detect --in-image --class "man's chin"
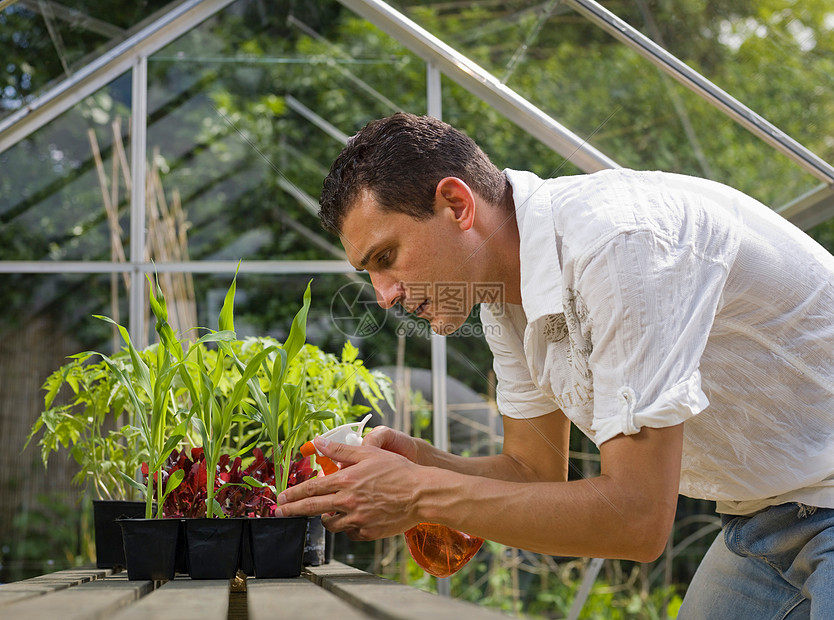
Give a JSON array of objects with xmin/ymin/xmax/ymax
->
[{"xmin": 430, "ymin": 317, "xmax": 464, "ymax": 336}]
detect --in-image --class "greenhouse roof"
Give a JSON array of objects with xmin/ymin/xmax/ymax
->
[{"xmin": 2, "ymin": 0, "xmax": 833, "ymax": 231}]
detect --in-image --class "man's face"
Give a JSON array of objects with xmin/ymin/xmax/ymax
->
[{"xmin": 340, "ymin": 190, "xmax": 474, "ymax": 335}]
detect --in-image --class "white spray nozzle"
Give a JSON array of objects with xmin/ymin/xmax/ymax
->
[{"xmin": 316, "ymin": 413, "xmax": 372, "ymax": 451}]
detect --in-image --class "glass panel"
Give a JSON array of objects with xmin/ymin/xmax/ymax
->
[
  {"xmin": 0, "ymin": 0, "xmax": 177, "ymax": 122},
  {"xmin": 388, "ymin": 0, "xmax": 833, "ymax": 212},
  {"xmin": 441, "ymin": 73, "xmax": 585, "ymax": 179},
  {"xmin": 443, "ymin": 312, "xmax": 503, "ymax": 459},
  {"xmin": 144, "ymin": 0, "xmax": 427, "ymax": 264},
  {"xmin": 0, "ymin": 73, "xmax": 132, "ymax": 262},
  {"xmin": 0, "ymin": 272, "xmax": 130, "ymax": 580}
]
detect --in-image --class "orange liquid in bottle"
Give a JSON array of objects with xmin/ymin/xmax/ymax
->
[{"xmin": 404, "ymin": 522, "xmax": 484, "ymax": 578}]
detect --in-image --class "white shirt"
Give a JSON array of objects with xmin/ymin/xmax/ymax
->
[{"xmin": 481, "ymin": 168, "xmax": 834, "ymax": 515}]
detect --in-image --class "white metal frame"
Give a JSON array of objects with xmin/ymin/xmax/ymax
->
[
  {"xmin": 564, "ymin": 0, "xmax": 834, "ymax": 186},
  {"xmin": 340, "ymin": 0, "xmax": 834, "ymax": 226},
  {"xmin": 0, "ymin": 0, "xmax": 238, "ymax": 153},
  {"xmin": 1, "ymin": 0, "xmax": 833, "ymax": 614},
  {"xmin": 338, "ymin": 0, "xmax": 620, "ymax": 174},
  {"xmin": 129, "ymin": 55, "xmax": 148, "ymax": 345}
]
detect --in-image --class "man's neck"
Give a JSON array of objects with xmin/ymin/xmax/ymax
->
[{"xmin": 475, "ymin": 195, "xmax": 522, "ymax": 305}]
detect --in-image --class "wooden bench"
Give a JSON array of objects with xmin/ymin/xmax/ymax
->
[{"xmin": 0, "ymin": 562, "xmax": 514, "ymax": 620}]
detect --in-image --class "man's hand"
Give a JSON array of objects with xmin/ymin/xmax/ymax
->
[
  {"xmin": 276, "ymin": 436, "xmax": 424, "ymax": 540},
  {"xmin": 361, "ymin": 425, "xmax": 422, "ymax": 462}
]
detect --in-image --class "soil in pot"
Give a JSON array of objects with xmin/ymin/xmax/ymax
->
[
  {"xmin": 184, "ymin": 518, "xmax": 245, "ymax": 580},
  {"xmin": 248, "ymin": 516, "xmax": 308, "ymax": 578},
  {"xmin": 118, "ymin": 518, "xmax": 181, "ymax": 581},
  {"xmin": 93, "ymin": 500, "xmax": 146, "ymax": 569}
]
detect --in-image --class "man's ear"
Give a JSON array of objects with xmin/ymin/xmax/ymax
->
[{"xmin": 435, "ymin": 177, "xmax": 475, "ymax": 231}]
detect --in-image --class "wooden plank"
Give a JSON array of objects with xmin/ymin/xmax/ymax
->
[
  {"xmin": 0, "ymin": 586, "xmax": 58, "ymax": 607},
  {"xmin": 110, "ymin": 578, "xmax": 229, "ymax": 620},
  {"xmin": 26, "ymin": 571, "xmax": 111, "ymax": 587},
  {"xmin": 305, "ymin": 562, "xmax": 512, "ymax": 620},
  {"xmin": 0, "ymin": 574, "xmax": 152, "ymax": 620},
  {"xmin": 248, "ymin": 576, "xmax": 371, "ymax": 620},
  {"xmin": 6, "ymin": 567, "xmax": 112, "ymax": 587},
  {"xmin": 0, "ymin": 567, "xmax": 114, "ymax": 606}
]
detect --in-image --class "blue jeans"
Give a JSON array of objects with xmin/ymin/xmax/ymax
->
[{"xmin": 678, "ymin": 503, "xmax": 834, "ymax": 619}]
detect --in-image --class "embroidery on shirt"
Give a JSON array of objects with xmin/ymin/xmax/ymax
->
[
  {"xmin": 542, "ymin": 314, "xmax": 569, "ymax": 343},
  {"xmin": 564, "ymin": 287, "xmax": 593, "ymax": 386}
]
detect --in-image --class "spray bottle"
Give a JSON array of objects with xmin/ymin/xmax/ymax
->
[{"xmin": 300, "ymin": 416, "xmax": 483, "ymax": 578}]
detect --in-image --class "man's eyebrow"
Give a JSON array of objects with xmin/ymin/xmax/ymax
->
[{"xmin": 357, "ymin": 243, "xmax": 381, "ymax": 270}]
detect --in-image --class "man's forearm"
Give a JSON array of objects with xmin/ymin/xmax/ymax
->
[
  {"xmin": 412, "ymin": 411, "xmax": 571, "ymax": 483},
  {"xmin": 413, "ymin": 466, "xmax": 673, "ymax": 562},
  {"xmin": 416, "ymin": 441, "xmax": 545, "ymax": 483},
  {"xmin": 411, "ymin": 426, "xmax": 684, "ymax": 561}
]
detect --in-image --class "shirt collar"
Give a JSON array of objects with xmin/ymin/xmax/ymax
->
[{"xmin": 505, "ymin": 169, "xmax": 564, "ymax": 320}]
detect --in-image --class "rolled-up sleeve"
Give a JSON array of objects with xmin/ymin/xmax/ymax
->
[
  {"xmin": 576, "ymin": 228, "xmax": 733, "ymax": 445},
  {"xmin": 480, "ymin": 304, "xmax": 556, "ymax": 419}
]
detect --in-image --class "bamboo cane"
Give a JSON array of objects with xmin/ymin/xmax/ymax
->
[{"xmin": 88, "ymin": 128, "xmax": 129, "ymax": 353}]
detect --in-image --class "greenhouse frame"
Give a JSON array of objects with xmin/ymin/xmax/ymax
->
[{"xmin": 1, "ymin": 0, "xmax": 833, "ymax": 616}]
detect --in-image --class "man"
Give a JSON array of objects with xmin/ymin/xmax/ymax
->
[{"xmin": 277, "ymin": 112, "xmax": 834, "ymax": 617}]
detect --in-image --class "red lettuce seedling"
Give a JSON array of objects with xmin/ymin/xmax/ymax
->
[
  {"xmin": 151, "ymin": 446, "xmax": 317, "ymax": 518},
  {"xmin": 146, "ymin": 447, "xmax": 209, "ymax": 518}
]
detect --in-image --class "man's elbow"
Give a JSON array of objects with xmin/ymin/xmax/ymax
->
[
  {"xmin": 621, "ymin": 509, "xmax": 674, "ymax": 563},
  {"xmin": 627, "ymin": 530, "xmax": 670, "ymax": 563}
]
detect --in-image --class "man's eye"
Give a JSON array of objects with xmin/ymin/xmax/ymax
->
[{"xmin": 378, "ymin": 251, "xmax": 391, "ymax": 266}]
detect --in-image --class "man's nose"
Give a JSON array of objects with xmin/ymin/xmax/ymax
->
[{"xmin": 370, "ymin": 274, "xmax": 402, "ymax": 309}]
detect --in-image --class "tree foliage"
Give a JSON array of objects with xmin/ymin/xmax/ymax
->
[
  {"xmin": 2, "ymin": 0, "xmax": 833, "ymax": 387},
  {"xmin": 1, "ymin": 0, "xmax": 832, "ymax": 369}
]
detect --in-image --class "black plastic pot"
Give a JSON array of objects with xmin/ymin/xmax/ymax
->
[
  {"xmin": 93, "ymin": 500, "xmax": 146, "ymax": 568},
  {"xmin": 184, "ymin": 518, "xmax": 245, "ymax": 580},
  {"xmin": 303, "ymin": 516, "xmax": 326, "ymax": 566},
  {"xmin": 174, "ymin": 519, "xmax": 188, "ymax": 575},
  {"xmin": 324, "ymin": 528, "xmax": 335, "ymax": 564},
  {"xmin": 248, "ymin": 516, "xmax": 308, "ymax": 578},
  {"xmin": 240, "ymin": 520, "xmax": 254, "ymax": 577},
  {"xmin": 118, "ymin": 518, "xmax": 181, "ymax": 581}
]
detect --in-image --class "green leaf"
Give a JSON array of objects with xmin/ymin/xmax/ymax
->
[
  {"xmin": 342, "ymin": 340, "xmax": 359, "ymax": 363},
  {"xmin": 219, "ymin": 262, "xmax": 241, "ymax": 333},
  {"xmin": 239, "ymin": 401, "xmax": 264, "ymax": 425},
  {"xmin": 98, "ymin": 353, "xmax": 151, "ymax": 444},
  {"xmin": 282, "ymin": 280, "xmax": 312, "ymax": 366},
  {"xmin": 95, "ymin": 317, "xmax": 153, "ymax": 404},
  {"xmin": 267, "ymin": 348, "xmax": 288, "ymax": 420},
  {"xmin": 147, "ymin": 273, "xmax": 184, "ymax": 362},
  {"xmin": 119, "ymin": 471, "xmax": 148, "ymax": 497},
  {"xmin": 210, "ymin": 498, "xmax": 225, "ymax": 518},
  {"xmin": 192, "ymin": 417, "xmax": 210, "ymax": 452},
  {"xmin": 158, "ymin": 468, "xmax": 185, "ymax": 505},
  {"xmin": 151, "ymin": 433, "xmax": 185, "ymax": 471},
  {"xmin": 242, "ymin": 476, "xmax": 276, "ymax": 495},
  {"xmin": 223, "ymin": 346, "xmax": 275, "ymax": 418},
  {"xmin": 194, "ymin": 330, "xmax": 236, "ymax": 347}
]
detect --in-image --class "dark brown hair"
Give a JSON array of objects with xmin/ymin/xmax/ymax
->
[{"xmin": 319, "ymin": 113, "xmax": 509, "ymax": 235}]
